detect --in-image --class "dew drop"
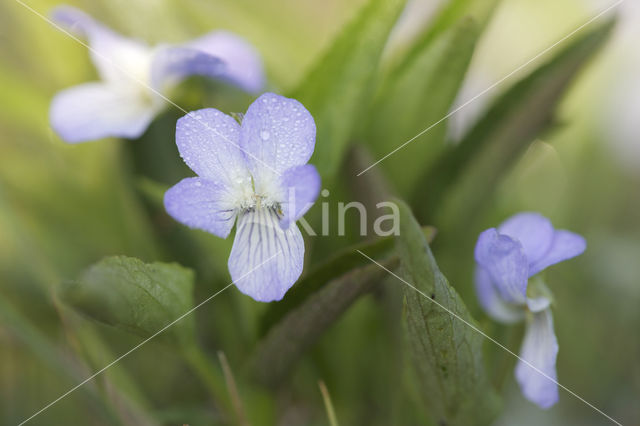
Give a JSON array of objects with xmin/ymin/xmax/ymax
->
[{"xmin": 260, "ymin": 130, "xmax": 270, "ymax": 140}]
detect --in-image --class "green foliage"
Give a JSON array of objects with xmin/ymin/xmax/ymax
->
[
  {"xmin": 291, "ymin": 0, "xmax": 407, "ymax": 178},
  {"xmin": 396, "ymin": 200, "xmax": 501, "ymax": 425},
  {"xmin": 419, "ymin": 19, "xmax": 615, "ymax": 227},
  {"xmin": 60, "ymin": 256, "xmax": 196, "ymax": 345},
  {"xmin": 1, "ymin": 0, "xmax": 632, "ymax": 425},
  {"xmin": 368, "ymin": 0, "xmax": 498, "ymax": 193}
]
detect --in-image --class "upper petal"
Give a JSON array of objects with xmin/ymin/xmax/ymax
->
[
  {"xmin": 498, "ymin": 212, "xmax": 554, "ymax": 267},
  {"xmin": 240, "ymin": 93, "xmax": 316, "ymax": 177},
  {"xmin": 228, "ymin": 209, "xmax": 304, "ymax": 302},
  {"xmin": 474, "ymin": 229, "xmax": 529, "ymax": 305},
  {"xmin": 150, "ymin": 46, "xmax": 226, "ymax": 92},
  {"xmin": 50, "ymin": 83, "xmax": 155, "ymax": 143},
  {"xmin": 186, "ymin": 31, "xmax": 265, "ymax": 93},
  {"xmin": 279, "ymin": 164, "xmax": 321, "ymax": 230},
  {"xmin": 164, "ymin": 177, "xmax": 237, "ymax": 238},
  {"xmin": 474, "ymin": 267, "xmax": 524, "ymax": 323},
  {"xmin": 515, "ymin": 309, "xmax": 559, "ymax": 409},
  {"xmin": 175, "ymin": 108, "xmax": 250, "ymax": 187},
  {"xmin": 51, "ymin": 6, "xmax": 152, "ymax": 86},
  {"xmin": 529, "ymin": 230, "xmax": 586, "ymax": 276}
]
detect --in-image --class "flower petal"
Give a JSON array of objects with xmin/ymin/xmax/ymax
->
[
  {"xmin": 51, "ymin": 6, "xmax": 152, "ymax": 86},
  {"xmin": 515, "ymin": 309, "xmax": 559, "ymax": 409},
  {"xmin": 279, "ymin": 165, "xmax": 321, "ymax": 229},
  {"xmin": 50, "ymin": 83, "xmax": 154, "ymax": 143},
  {"xmin": 240, "ymin": 93, "xmax": 316, "ymax": 177},
  {"xmin": 474, "ymin": 229, "xmax": 529, "ymax": 305},
  {"xmin": 526, "ymin": 296, "xmax": 551, "ymax": 313},
  {"xmin": 498, "ymin": 212, "xmax": 554, "ymax": 267},
  {"xmin": 186, "ymin": 31, "xmax": 265, "ymax": 93},
  {"xmin": 474, "ymin": 267, "xmax": 524, "ymax": 323},
  {"xmin": 529, "ymin": 230, "xmax": 586, "ymax": 276},
  {"xmin": 175, "ymin": 108, "xmax": 249, "ymax": 186},
  {"xmin": 164, "ymin": 177, "xmax": 237, "ymax": 238},
  {"xmin": 150, "ymin": 46, "xmax": 227, "ymax": 91},
  {"xmin": 228, "ymin": 208, "xmax": 304, "ymax": 302}
]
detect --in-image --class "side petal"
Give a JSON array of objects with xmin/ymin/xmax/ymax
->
[
  {"xmin": 240, "ymin": 93, "xmax": 316, "ymax": 177},
  {"xmin": 498, "ymin": 212, "xmax": 554, "ymax": 266},
  {"xmin": 150, "ymin": 46, "xmax": 226, "ymax": 92},
  {"xmin": 515, "ymin": 309, "xmax": 559, "ymax": 409},
  {"xmin": 228, "ymin": 209, "xmax": 304, "ymax": 302},
  {"xmin": 278, "ymin": 165, "xmax": 321, "ymax": 229},
  {"xmin": 50, "ymin": 83, "xmax": 154, "ymax": 143},
  {"xmin": 51, "ymin": 6, "xmax": 152, "ymax": 86},
  {"xmin": 164, "ymin": 177, "xmax": 237, "ymax": 238},
  {"xmin": 474, "ymin": 229, "xmax": 529, "ymax": 305},
  {"xmin": 186, "ymin": 31, "xmax": 265, "ymax": 93},
  {"xmin": 474, "ymin": 267, "xmax": 524, "ymax": 323},
  {"xmin": 529, "ymin": 230, "xmax": 586, "ymax": 276},
  {"xmin": 175, "ymin": 108, "xmax": 250, "ymax": 186}
]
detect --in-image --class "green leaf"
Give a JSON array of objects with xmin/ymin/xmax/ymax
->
[
  {"xmin": 396, "ymin": 200, "xmax": 500, "ymax": 425},
  {"xmin": 290, "ymin": 0, "xmax": 407, "ymax": 178},
  {"xmin": 365, "ymin": 0, "xmax": 498, "ymax": 194},
  {"xmin": 417, "ymin": 19, "xmax": 615, "ymax": 225},
  {"xmin": 385, "ymin": 0, "xmax": 498, "ymax": 72},
  {"xmin": 61, "ymin": 256, "xmax": 196, "ymax": 344}
]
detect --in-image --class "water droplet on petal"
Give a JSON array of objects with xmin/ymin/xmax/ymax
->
[{"xmin": 260, "ymin": 130, "xmax": 270, "ymax": 140}]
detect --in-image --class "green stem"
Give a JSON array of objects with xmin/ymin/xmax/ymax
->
[{"xmin": 181, "ymin": 344, "xmax": 232, "ymax": 416}]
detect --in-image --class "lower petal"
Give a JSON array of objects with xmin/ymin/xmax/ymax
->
[
  {"xmin": 515, "ymin": 309, "xmax": 559, "ymax": 409},
  {"xmin": 228, "ymin": 209, "xmax": 304, "ymax": 302},
  {"xmin": 50, "ymin": 83, "xmax": 155, "ymax": 143}
]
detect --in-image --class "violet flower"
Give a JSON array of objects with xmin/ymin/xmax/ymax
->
[
  {"xmin": 164, "ymin": 92, "xmax": 320, "ymax": 302},
  {"xmin": 474, "ymin": 212, "xmax": 586, "ymax": 408},
  {"xmin": 49, "ymin": 5, "xmax": 264, "ymax": 143}
]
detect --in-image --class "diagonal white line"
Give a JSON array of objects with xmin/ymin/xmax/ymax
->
[
  {"xmin": 12, "ymin": 0, "xmax": 281, "ymax": 177},
  {"xmin": 357, "ymin": 250, "xmax": 623, "ymax": 426},
  {"xmin": 356, "ymin": 0, "xmax": 625, "ymax": 176},
  {"xmin": 17, "ymin": 252, "xmax": 281, "ymax": 426}
]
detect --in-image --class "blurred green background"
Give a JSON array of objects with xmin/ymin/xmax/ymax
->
[{"xmin": 0, "ymin": 0, "xmax": 638, "ymax": 425}]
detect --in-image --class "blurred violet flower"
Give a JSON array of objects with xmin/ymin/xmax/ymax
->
[
  {"xmin": 49, "ymin": 5, "xmax": 264, "ymax": 143},
  {"xmin": 164, "ymin": 93, "xmax": 320, "ymax": 302},
  {"xmin": 474, "ymin": 212, "xmax": 586, "ymax": 409}
]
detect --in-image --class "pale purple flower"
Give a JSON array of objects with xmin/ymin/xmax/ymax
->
[
  {"xmin": 49, "ymin": 5, "xmax": 264, "ymax": 143},
  {"xmin": 474, "ymin": 212, "xmax": 586, "ymax": 409},
  {"xmin": 164, "ymin": 93, "xmax": 320, "ymax": 302}
]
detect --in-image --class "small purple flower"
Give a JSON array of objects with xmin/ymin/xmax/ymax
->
[
  {"xmin": 164, "ymin": 93, "xmax": 320, "ymax": 302},
  {"xmin": 474, "ymin": 212, "xmax": 586, "ymax": 409},
  {"xmin": 49, "ymin": 5, "xmax": 264, "ymax": 143}
]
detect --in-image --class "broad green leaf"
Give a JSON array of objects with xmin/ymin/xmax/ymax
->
[
  {"xmin": 61, "ymin": 256, "xmax": 196, "ymax": 344},
  {"xmin": 291, "ymin": 0, "xmax": 407, "ymax": 178},
  {"xmin": 417, "ymin": 20, "xmax": 615, "ymax": 226},
  {"xmin": 396, "ymin": 200, "xmax": 500, "ymax": 425}
]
